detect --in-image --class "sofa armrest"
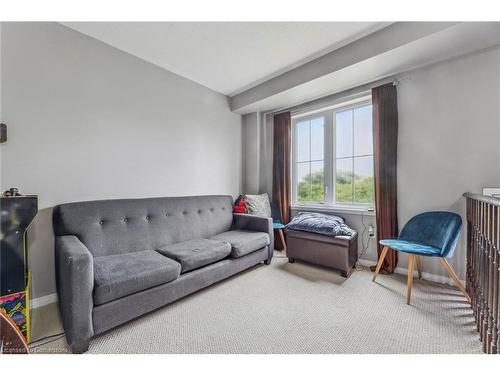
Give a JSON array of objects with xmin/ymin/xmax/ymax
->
[
  {"xmin": 55, "ymin": 235, "xmax": 94, "ymax": 350},
  {"xmin": 232, "ymin": 213, "xmax": 274, "ymax": 261}
]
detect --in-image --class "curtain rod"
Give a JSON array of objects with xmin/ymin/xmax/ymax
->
[{"xmin": 267, "ymin": 76, "xmax": 398, "ymax": 117}]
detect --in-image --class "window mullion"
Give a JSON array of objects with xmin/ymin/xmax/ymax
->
[
  {"xmin": 329, "ymin": 110, "xmax": 335, "ymax": 206},
  {"xmin": 351, "ymin": 109, "xmax": 355, "ymax": 205},
  {"xmin": 309, "ymin": 121, "xmax": 312, "ymax": 201}
]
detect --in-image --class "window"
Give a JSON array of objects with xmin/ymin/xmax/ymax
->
[
  {"xmin": 292, "ymin": 97, "xmax": 374, "ymax": 209},
  {"xmin": 296, "ymin": 116, "xmax": 325, "ymax": 203}
]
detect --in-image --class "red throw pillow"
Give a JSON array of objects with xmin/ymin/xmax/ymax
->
[{"xmin": 233, "ymin": 198, "xmax": 247, "ymax": 213}]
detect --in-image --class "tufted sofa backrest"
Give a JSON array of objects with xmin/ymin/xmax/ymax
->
[{"xmin": 53, "ymin": 195, "xmax": 234, "ymax": 257}]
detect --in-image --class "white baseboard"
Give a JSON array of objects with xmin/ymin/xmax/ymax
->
[
  {"xmin": 31, "ymin": 293, "xmax": 58, "ymax": 309},
  {"xmin": 358, "ymin": 259, "xmax": 465, "ymax": 286}
]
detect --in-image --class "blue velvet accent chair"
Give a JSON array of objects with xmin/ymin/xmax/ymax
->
[
  {"xmin": 372, "ymin": 211, "xmax": 470, "ymax": 305},
  {"xmin": 271, "ymin": 202, "xmax": 287, "ymax": 251}
]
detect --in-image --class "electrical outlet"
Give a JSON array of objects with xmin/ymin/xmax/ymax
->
[{"xmin": 368, "ymin": 225, "xmax": 375, "ymax": 237}]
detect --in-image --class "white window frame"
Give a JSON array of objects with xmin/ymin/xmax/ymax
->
[{"xmin": 291, "ymin": 95, "xmax": 375, "ymax": 214}]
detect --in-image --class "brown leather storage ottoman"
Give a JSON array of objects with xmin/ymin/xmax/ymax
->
[{"xmin": 285, "ymin": 229, "xmax": 358, "ymax": 277}]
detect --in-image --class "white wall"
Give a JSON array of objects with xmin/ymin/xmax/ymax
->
[
  {"xmin": 242, "ymin": 113, "xmax": 260, "ymax": 194},
  {"xmin": 396, "ymin": 46, "xmax": 500, "ymax": 280},
  {"xmin": 241, "ymin": 112, "xmax": 274, "ymax": 197},
  {"xmin": 251, "ymin": 46, "xmax": 500, "ymax": 282},
  {"xmin": 0, "ymin": 22, "xmax": 242, "ymax": 300}
]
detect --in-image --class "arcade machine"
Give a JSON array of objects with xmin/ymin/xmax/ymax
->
[{"xmin": 0, "ymin": 192, "xmax": 38, "ymax": 352}]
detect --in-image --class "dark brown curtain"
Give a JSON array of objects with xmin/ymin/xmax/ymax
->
[
  {"xmin": 272, "ymin": 111, "xmax": 291, "ymax": 250},
  {"xmin": 371, "ymin": 83, "xmax": 399, "ymax": 274}
]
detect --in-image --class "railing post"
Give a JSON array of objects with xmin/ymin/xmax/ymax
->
[{"xmin": 464, "ymin": 192, "xmax": 500, "ymax": 354}]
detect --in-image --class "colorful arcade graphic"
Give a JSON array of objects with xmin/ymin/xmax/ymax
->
[{"xmin": 0, "ymin": 291, "xmax": 29, "ymax": 342}]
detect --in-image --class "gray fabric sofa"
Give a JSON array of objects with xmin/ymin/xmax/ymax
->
[{"xmin": 53, "ymin": 195, "xmax": 273, "ymax": 353}]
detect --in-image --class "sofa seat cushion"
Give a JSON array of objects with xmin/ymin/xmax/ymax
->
[
  {"xmin": 93, "ymin": 250, "xmax": 181, "ymax": 305},
  {"xmin": 211, "ymin": 230, "xmax": 270, "ymax": 258},
  {"xmin": 157, "ymin": 239, "xmax": 231, "ymax": 273}
]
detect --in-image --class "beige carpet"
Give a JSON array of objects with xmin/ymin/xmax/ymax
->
[{"xmin": 31, "ymin": 253, "xmax": 482, "ymax": 354}]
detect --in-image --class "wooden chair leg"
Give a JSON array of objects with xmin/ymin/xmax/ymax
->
[
  {"xmin": 415, "ymin": 256, "xmax": 423, "ymax": 279},
  {"xmin": 372, "ymin": 246, "xmax": 389, "ymax": 282},
  {"xmin": 439, "ymin": 257, "xmax": 471, "ymax": 303},
  {"xmin": 278, "ymin": 229, "xmax": 287, "ymax": 251},
  {"xmin": 406, "ymin": 255, "xmax": 415, "ymax": 305}
]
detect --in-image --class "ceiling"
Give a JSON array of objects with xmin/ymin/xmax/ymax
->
[
  {"xmin": 230, "ymin": 22, "xmax": 500, "ymax": 113},
  {"xmin": 62, "ymin": 22, "xmax": 389, "ymax": 96}
]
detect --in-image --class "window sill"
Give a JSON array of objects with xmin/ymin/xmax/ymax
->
[{"xmin": 290, "ymin": 204, "xmax": 375, "ymax": 216}]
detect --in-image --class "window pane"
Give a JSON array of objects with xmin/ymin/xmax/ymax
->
[
  {"xmin": 353, "ymin": 156, "xmax": 374, "ymax": 204},
  {"xmin": 336, "ymin": 110, "xmax": 353, "ymax": 158},
  {"xmin": 310, "ymin": 161, "xmax": 324, "ymax": 202},
  {"xmin": 310, "ymin": 117, "xmax": 324, "ymax": 161},
  {"xmin": 353, "ymin": 105, "xmax": 373, "ymax": 156},
  {"xmin": 296, "ymin": 120, "xmax": 310, "ymax": 162},
  {"xmin": 297, "ymin": 162, "xmax": 311, "ymax": 202},
  {"xmin": 336, "ymin": 158, "xmax": 353, "ymax": 204}
]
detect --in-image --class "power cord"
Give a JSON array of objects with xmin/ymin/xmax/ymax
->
[{"xmin": 355, "ymin": 211, "xmax": 372, "ymax": 271}]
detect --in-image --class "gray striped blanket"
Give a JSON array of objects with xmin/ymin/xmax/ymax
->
[{"xmin": 285, "ymin": 211, "xmax": 355, "ymax": 237}]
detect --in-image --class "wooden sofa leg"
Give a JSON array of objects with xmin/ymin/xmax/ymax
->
[{"xmin": 71, "ymin": 339, "xmax": 90, "ymax": 354}]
